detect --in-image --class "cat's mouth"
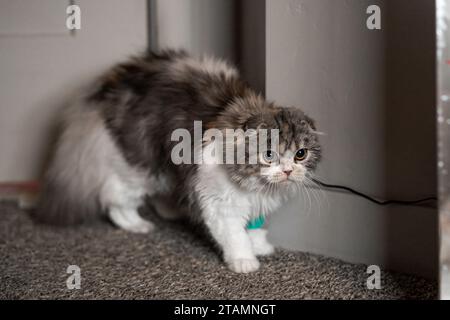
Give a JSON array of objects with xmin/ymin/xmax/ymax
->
[
  {"xmin": 279, "ymin": 176, "xmax": 304, "ymax": 185},
  {"xmin": 270, "ymin": 176, "xmax": 292, "ymax": 184}
]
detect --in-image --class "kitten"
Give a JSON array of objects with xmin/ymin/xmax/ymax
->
[{"xmin": 36, "ymin": 50, "xmax": 322, "ymax": 273}]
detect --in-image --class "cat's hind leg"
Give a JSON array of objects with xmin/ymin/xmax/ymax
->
[
  {"xmin": 109, "ymin": 207, "xmax": 154, "ymax": 234},
  {"xmin": 101, "ymin": 174, "xmax": 154, "ymax": 233}
]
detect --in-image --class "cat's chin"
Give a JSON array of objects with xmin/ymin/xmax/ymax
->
[
  {"xmin": 257, "ymin": 179, "xmax": 297, "ymax": 193},
  {"xmin": 269, "ymin": 177, "xmax": 296, "ymax": 184}
]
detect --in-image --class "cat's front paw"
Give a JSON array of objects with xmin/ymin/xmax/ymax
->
[{"xmin": 227, "ymin": 258, "xmax": 260, "ymax": 273}]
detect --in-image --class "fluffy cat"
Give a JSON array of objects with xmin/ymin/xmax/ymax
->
[{"xmin": 36, "ymin": 50, "xmax": 321, "ymax": 273}]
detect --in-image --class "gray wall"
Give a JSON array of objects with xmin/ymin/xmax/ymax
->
[
  {"xmin": 151, "ymin": 0, "xmax": 237, "ymax": 61},
  {"xmin": 150, "ymin": 0, "xmax": 265, "ymax": 93},
  {"xmin": 266, "ymin": 0, "xmax": 437, "ymax": 278},
  {"xmin": 0, "ymin": 0, "xmax": 147, "ymax": 182}
]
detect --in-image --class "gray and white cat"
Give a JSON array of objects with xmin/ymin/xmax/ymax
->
[{"xmin": 36, "ymin": 50, "xmax": 322, "ymax": 273}]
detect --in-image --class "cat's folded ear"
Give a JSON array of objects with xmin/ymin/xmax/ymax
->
[{"xmin": 302, "ymin": 115, "xmax": 326, "ymax": 135}]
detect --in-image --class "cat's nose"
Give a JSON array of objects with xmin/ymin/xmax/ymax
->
[{"xmin": 283, "ymin": 170, "xmax": 292, "ymax": 176}]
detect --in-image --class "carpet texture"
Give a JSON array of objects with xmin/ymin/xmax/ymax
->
[{"xmin": 0, "ymin": 202, "xmax": 437, "ymax": 299}]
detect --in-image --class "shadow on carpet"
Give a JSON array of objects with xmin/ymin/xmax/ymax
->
[{"xmin": 0, "ymin": 202, "xmax": 437, "ymax": 299}]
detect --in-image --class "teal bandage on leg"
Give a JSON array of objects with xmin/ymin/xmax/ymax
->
[{"xmin": 246, "ymin": 215, "xmax": 265, "ymax": 229}]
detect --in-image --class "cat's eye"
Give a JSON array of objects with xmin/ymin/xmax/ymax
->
[
  {"xmin": 261, "ymin": 150, "xmax": 278, "ymax": 164},
  {"xmin": 295, "ymin": 148, "xmax": 308, "ymax": 161}
]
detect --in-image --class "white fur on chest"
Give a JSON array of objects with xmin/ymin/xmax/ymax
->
[{"xmin": 195, "ymin": 163, "xmax": 283, "ymax": 221}]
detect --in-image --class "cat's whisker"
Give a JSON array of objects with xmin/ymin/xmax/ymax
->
[
  {"xmin": 310, "ymin": 175, "xmax": 330, "ymax": 211},
  {"xmin": 304, "ymin": 174, "xmax": 329, "ymax": 216},
  {"xmin": 303, "ymin": 176, "xmax": 320, "ymax": 214},
  {"xmin": 302, "ymin": 179, "xmax": 313, "ymax": 216}
]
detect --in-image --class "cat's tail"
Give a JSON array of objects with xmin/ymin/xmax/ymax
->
[{"xmin": 34, "ymin": 100, "xmax": 108, "ymax": 225}]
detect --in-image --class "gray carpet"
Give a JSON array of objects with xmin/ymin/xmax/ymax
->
[{"xmin": 0, "ymin": 201, "xmax": 436, "ymax": 299}]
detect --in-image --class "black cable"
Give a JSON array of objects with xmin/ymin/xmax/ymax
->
[{"xmin": 311, "ymin": 178, "xmax": 438, "ymax": 206}]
